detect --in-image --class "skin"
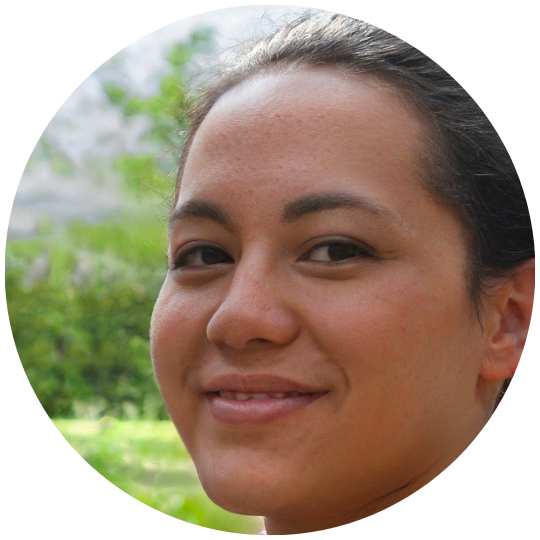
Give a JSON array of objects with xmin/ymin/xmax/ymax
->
[{"xmin": 150, "ymin": 68, "xmax": 507, "ymax": 533}]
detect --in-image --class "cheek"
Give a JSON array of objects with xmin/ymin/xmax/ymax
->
[
  {"xmin": 303, "ymin": 267, "xmax": 477, "ymax": 406},
  {"xmin": 150, "ymin": 278, "xmax": 211, "ymax": 365},
  {"xmin": 150, "ymin": 279, "xmax": 213, "ymax": 428},
  {"xmin": 296, "ymin": 270, "xmax": 482, "ymax": 477}
]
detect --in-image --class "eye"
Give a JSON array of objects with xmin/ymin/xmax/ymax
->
[
  {"xmin": 301, "ymin": 240, "xmax": 375, "ymax": 264},
  {"xmin": 172, "ymin": 245, "xmax": 233, "ymax": 269}
]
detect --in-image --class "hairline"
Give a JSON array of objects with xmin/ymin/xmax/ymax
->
[{"xmin": 174, "ymin": 63, "xmax": 483, "ymax": 309}]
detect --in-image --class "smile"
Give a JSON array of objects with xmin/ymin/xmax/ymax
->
[
  {"xmin": 215, "ymin": 390, "xmax": 307, "ymax": 400},
  {"xmin": 201, "ymin": 373, "xmax": 329, "ymax": 424}
]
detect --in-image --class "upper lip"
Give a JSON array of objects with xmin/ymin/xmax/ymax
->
[{"xmin": 201, "ymin": 373, "xmax": 328, "ymax": 394}]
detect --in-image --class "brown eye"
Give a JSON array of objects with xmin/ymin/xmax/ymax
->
[
  {"xmin": 304, "ymin": 241, "xmax": 374, "ymax": 263},
  {"xmin": 173, "ymin": 245, "xmax": 233, "ymax": 269}
]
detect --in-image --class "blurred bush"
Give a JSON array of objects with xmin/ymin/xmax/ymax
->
[
  {"xmin": 103, "ymin": 28, "xmax": 214, "ymax": 202},
  {"xmin": 6, "ymin": 28, "xmax": 214, "ymax": 419},
  {"xmin": 6, "ymin": 211, "xmax": 169, "ymax": 418},
  {"xmin": 5, "ymin": 24, "xmax": 265, "ymax": 534}
]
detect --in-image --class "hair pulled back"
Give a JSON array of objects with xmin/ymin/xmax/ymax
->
[{"xmin": 176, "ymin": 11, "xmax": 534, "ymax": 309}]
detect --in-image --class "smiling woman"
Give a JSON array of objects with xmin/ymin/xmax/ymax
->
[{"xmin": 149, "ymin": 11, "xmax": 534, "ymax": 534}]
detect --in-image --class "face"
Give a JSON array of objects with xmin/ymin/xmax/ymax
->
[{"xmin": 151, "ymin": 68, "xmax": 491, "ymax": 532}]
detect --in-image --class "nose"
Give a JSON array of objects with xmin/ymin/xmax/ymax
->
[{"xmin": 206, "ymin": 263, "xmax": 300, "ymax": 351}]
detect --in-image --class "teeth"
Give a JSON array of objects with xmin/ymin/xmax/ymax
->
[{"xmin": 217, "ymin": 391, "xmax": 303, "ymax": 400}]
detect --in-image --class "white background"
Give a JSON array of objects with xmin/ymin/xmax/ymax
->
[{"xmin": 1, "ymin": 1, "xmax": 538, "ymax": 538}]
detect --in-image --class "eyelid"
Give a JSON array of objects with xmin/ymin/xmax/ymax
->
[
  {"xmin": 299, "ymin": 237, "xmax": 377, "ymax": 263},
  {"xmin": 171, "ymin": 242, "xmax": 233, "ymax": 270},
  {"xmin": 170, "ymin": 236, "xmax": 379, "ymax": 270}
]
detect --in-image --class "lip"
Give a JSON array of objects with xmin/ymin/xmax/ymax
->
[
  {"xmin": 202, "ymin": 373, "xmax": 326, "ymax": 394},
  {"xmin": 201, "ymin": 373, "xmax": 329, "ymax": 424}
]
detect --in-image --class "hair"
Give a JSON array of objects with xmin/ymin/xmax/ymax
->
[{"xmin": 174, "ymin": 11, "xmax": 534, "ymax": 403}]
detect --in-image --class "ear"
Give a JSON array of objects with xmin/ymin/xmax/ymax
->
[{"xmin": 480, "ymin": 259, "xmax": 535, "ymax": 382}]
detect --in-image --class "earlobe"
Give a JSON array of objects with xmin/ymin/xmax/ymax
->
[{"xmin": 480, "ymin": 259, "xmax": 535, "ymax": 382}]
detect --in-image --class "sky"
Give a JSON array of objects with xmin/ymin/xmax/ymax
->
[{"xmin": 8, "ymin": 5, "xmax": 307, "ymax": 237}]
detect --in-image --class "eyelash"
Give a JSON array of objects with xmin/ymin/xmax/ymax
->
[
  {"xmin": 299, "ymin": 240, "xmax": 375, "ymax": 264},
  {"xmin": 171, "ymin": 239, "xmax": 375, "ymax": 270},
  {"xmin": 172, "ymin": 244, "xmax": 233, "ymax": 270}
]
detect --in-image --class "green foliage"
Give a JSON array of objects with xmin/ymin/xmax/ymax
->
[
  {"xmin": 54, "ymin": 418, "xmax": 262, "ymax": 533},
  {"xmin": 103, "ymin": 29, "xmax": 213, "ymax": 202},
  {"xmin": 5, "ymin": 24, "xmax": 265, "ymax": 533},
  {"xmin": 104, "ymin": 28, "xmax": 213, "ymax": 153},
  {"xmin": 6, "ymin": 210, "xmax": 169, "ymax": 419},
  {"xmin": 114, "ymin": 154, "xmax": 173, "ymax": 201},
  {"xmin": 4, "ymin": 26, "xmax": 258, "ymax": 532},
  {"xmin": 6, "ymin": 30, "xmax": 217, "ymax": 418},
  {"xmin": 30, "ymin": 136, "xmax": 76, "ymax": 176}
]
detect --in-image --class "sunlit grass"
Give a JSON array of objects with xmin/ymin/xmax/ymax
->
[{"xmin": 54, "ymin": 418, "xmax": 263, "ymax": 534}]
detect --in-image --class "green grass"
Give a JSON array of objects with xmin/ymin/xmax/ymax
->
[{"xmin": 53, "ymin": 418, "xmax": 263, "ymax": 534}]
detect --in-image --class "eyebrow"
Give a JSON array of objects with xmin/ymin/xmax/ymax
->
[
  {"xmin": 282, "ymin": 191, "xmax": 395, "ymax": 223},
  {"xmin": 169, "ymin": 191, "xmax": 397, "ymax": 231},
  {"xmin": 169, "ymin": 199, "xmax": 235, "ymax": 232}
]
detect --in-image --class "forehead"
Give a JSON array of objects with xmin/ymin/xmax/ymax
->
[{"xmin": 179, "ymin": 67, "xmax": 429, "ymax": 211}]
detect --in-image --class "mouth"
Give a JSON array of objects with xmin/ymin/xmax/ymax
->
[
  {"xmin": 202, "ymin": 374, "xmax": 329, "ymax": 424},
  {"xmin": 209, "ymin": 390, "xmax": 315, "ymax": 400}
]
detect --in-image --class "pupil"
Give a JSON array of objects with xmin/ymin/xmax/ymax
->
[
  {"xmin": 202, "ymin": 247, "xmax": 228, "ymax": 264},
  {"xmin": 328, "ymin": 243, "xmax": 358, "ymax": 261}
]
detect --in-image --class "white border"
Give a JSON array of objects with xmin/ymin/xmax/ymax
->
[{"xmin": 1, "ymin": 1, "xmax": 538, "ymax": 538}]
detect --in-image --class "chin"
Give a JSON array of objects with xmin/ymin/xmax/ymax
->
[{"xmin": 195, "ymin": 459, "xmax": 292, "ymax": 516}]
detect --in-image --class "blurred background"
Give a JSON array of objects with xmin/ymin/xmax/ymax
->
[{"xmin": 5, "ymin": 5, "xmax": 306, "ymax": 533}]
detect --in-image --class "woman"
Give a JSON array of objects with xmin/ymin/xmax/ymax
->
[{"xmin": 150, "ymin": 12, "xmax": 534, "ymax": 534}]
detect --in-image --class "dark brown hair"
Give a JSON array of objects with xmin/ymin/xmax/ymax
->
[{"xmin": 174, "ymin": 11, "xmax": 534, "ymax": 403}]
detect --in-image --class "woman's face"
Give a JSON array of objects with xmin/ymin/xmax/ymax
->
[{"xmin": 151, "ymin": 68, "xmax": 491, "ymax": 532}]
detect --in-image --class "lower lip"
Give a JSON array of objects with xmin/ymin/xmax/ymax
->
[{"xmin": 205, "ymin": 392, "xmax": 327, "ymax": 424}]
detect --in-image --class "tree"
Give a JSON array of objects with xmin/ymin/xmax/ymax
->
[
  {"xmin": 103, "ymin": 27, "xmax": 214, "ymax": 200},
  {"xmin": 6, "ymin": 27, "xmax": 215, "ymax": 419}
]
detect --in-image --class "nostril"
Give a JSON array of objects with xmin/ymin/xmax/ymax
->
[{"xmin": 206, "ymin": 292, "xmax": 301, "ymax": 350}]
